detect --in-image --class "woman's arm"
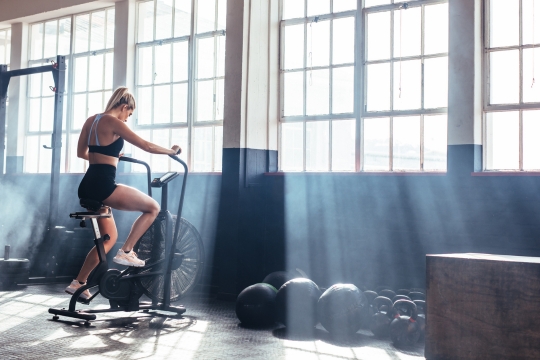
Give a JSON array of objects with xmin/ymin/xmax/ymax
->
[
  {"xmin": 77, "ymin": 119, "xmax": 90, "ymax": 160},
  {"xmin": 110, "ymin": 118, "xmax": 180, "ymax": 155}
]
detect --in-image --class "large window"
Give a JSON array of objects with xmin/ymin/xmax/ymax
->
[
  {"xmin": 25, "ymin": 8, "xmax": 115, "ymax": 173},
  {"xmin": 485, "ymin": 0, "xmax": 540, "ymax": 171},
  {"xmin": 280, "ymin": 0, "xmax": 448, "ymax": 172},
  {"xmin": 133, "ymin": 0, "xmax": 225, "ymax": 173}
]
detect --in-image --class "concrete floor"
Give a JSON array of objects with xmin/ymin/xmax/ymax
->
[{"xmin": 0, "ymin": 284, "xmax": 424, "ymax": 360}]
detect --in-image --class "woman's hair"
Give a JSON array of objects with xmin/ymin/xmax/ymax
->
[{"xmin": 104, "ymin": 87, "xmax": 136, "ymax": 112}]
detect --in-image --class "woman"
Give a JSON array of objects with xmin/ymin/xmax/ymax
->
[{"xmin": 65, "ymin": 87, "xmax": 181, "ymax": 300}]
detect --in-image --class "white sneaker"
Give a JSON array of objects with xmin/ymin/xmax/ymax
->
[
  {"xmin": 113, "ymin": 249, "xmax": 145, "ymax": 267},
  {"xmin": 65, "ymin": 280, "xmax": 92, "ymax": 300}
]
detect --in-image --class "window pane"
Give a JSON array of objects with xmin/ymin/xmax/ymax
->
[
  {"xmin": 41, "ymin": 96, "xmax": 55, "ymax": 132},
  {"xmin": 39, "ymin": 134, "xmax": 52, "ymax": 173},
  {"xmin": 307, "ymin": 20, "xmax": 329, "ymax": 67},
  {"xmin": 281, "ymin": 122, "xmax": 304, "ymax": 171},
  {"xmin": 284, "ymin": 24, "xmax": 304, "ymax": 70},
  {"xmin": 42, "ymin": 70, "xmax": 54, "ymax": 96},
  {"xmin": 154, "ymin": 84, "xmax": 171, "ymax": 123},
  {"xmin": 132, "ymin": 130, "xmax": 151, "ymax": 169},
  {"xmin": 486, "ymin": 111, "xmax": 519, "ymax": 170},
  {"xmin": 171, "ymin": 128, "xmax": 189, "ymax": 164},
  {"xmin": 88, "ymin": 54, "xmax": 104, "ymax": 91},
  {"xmin": 365, "ymin": 0, "xmax": 390, "ymax": 7},
  {"xmin": 197, "ymin": 0, "xmax": 216, "ymax": 34},
  {"xmin": 214, "ymin": 126, "xmax": 223, "ymax": 171},
  {"xmin": 28, "ymin": 98, "xmax": 41, "ymax": 132},
  {"xmin": 31, "ymin": 23, "xmax": 44, "ymax": 60},
  {"xmin": 75, "ymin": 14, "xmax": 90, "ymax": 53},
  {"xmin": 74, "ymin": 57, "xmax": 88, "ymax": 92},
  {"xmin": 90, "ymin": 11, "xmax": 106, "ymax": 51},
  {"xmin": 307, "ymin": 0, "xmax": 330, "ymax": 17},
  {"xmin": 197, "ymin": 37, "xmax": 215, "ymax": 79},
  {"xmin": 216, "ymin": 35, "xmax": 226, "ymax": 77},
  {"xmin": 332, "ymin": 66, "xmax": 354, "ymax": 114},
  {"xmin": 393, "ymin": 7, "xmax": 421, "ymax": 58},
  {"xmin": 193, "ymin": 126, "xmax": 213, "ymax": 171},
  {"xmin": 284, "ymin": 71, "xmax": 304, "ymax": 116},
  {"xmin": 175, "ymin": 0, "xmax": 192, "ymax": 37},
  {"xmin": 29, "ymin": 72, "xmax": 42, "ymax": 98},
  {"xmin": 137, "ymin": 87, "xmax": 152, "ymax": 125},
  {"xmin": 58, "ymin": 18, "xmax": 72, "ymax": 55},
  {"xmin": 196, "ymin": 80, "xmax": 214, "ymax": 121},
  {"xmin": 490, "ymin": 0, "xmax": 519, "ymax": 47},
  {"xmin": 138, "ymin": 46, "xmax": 153, "ymax": 86},
  {"xmin": 424, "ymin": 114, "xmax": 447, "ymax": 170},
  {"xmin": 43, "ymin": 21, "xmax": 58, "ymax": 59},
  {"xmin": 333, "ymin": 0, "xmax": 356, "ymax": 13},
  {"xmin": 88, "ymin": 92, "xmax": 104, "ymax": 118},
  {"xmin": 393, "ymin": 59, "xmax": 421, "ymax": 110},
  {"xmin": 173, "ymin": 41, "xmax": 189, "ymax": 82},
  {"xmin": 25, "ymin": 135, "xmax": 39, "ymax": 173},
  {"xmin": 523, "ymin": 48, "xmax": 540, "ymax": 103},
  {"xmin": 138, "ymin": 1, "xmax": 155, "ymax": 42},
  {"xmin": 306, "ymin": 69, "xmax": 329, "ymax": 115},
  {"xmin": 154, "ymin": 43, "xmax": 172, "ymax": 83},
  {"xmin": 523, "ymin": 110, "xmax": 540, "ymax": 170},
  {"xmin": 104, "ymin": 53, "xmax": 114, "ymax": 90},
  {"xmin": 73, "ymin": 94, "xmax": 87, "ymax": 129},
  {"xmin": 424, "ymin": 56, "xmax": 448, "ymax": 109},
  {"xmin": 333, "ymin": 17, "xmax": 355, "ymax": 65},
  {"xmin": 332, "ymin": 120, "xmax": 355, "ymax": 171},
  {"xmin": 393, "ymin": 116, "xmax": 420, "ymax": 170},
  {"xmin": 490, "ymin": 50, "xmax": 519, "ymax": 104},
  {"xmin": 363, "ymin": 118, "xmax": 389, "ymax": 171},
  {"xmin": 0, "ymin": 31, "xmax": 5, "ymax": 63},
  {"xmin": 424, "ymin": 3, "xmax": 448, "ymax": 55},
  {"xmin": 215, "ymin": 78, "xmax": 224, "ymax": 120},
  {"xmin": 152, "ymin": 128, "xmax": 170, "ymax": 172},
  {"xmin": 283, "ymin": 0, "xmax": 304, "ymax": 20},
  {"xmin": 106, "ymin": 9, "xmax": 115, "ymax": 49},
  {"xmin": 172, "ymin": 83, "xmax": 188, "ymax": 123},
  {"xmin": 70, "ymin": 133, "xmax": 85, "ymax": 173},
  {"xmin": 366, "ymin": 63, "xmax": 390, "ymax": 112},
  {"xmin": 367, "ymin": 12, "xmax": 390, "ymax": 61},
  {"xmin": 156, "ymin": 0, "xmax": 173, "ymax": 40},
  {"xmin": 217, "ymin": 0, "xmax": 227, "ymax": 30},
  {"xmin": 306, "ymin": 121, "xmax": 329, "ymax": 171}
]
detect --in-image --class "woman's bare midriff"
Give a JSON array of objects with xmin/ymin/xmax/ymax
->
[{"xmin": 88, "ymin": 152, "xmax": 119, "ymax": 167}]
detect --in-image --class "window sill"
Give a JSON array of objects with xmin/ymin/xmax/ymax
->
[
  {"xmin": 472, "ymin": 172, "xmax": 540, "ymax": 176},
  {"xmin": 265, "ymin": 171, "xmax": 447, "ymax": 176}
]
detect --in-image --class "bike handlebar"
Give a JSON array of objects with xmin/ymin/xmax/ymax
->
[{"xmin": 119, "ymin": 156, "xmax": 152, "ymax": 196}]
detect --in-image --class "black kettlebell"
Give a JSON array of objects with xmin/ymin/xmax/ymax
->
[
  {"xmin": 375, "ymin": 285, "xmax": 393, "ymax": 294},
  {"xmin": 409, "ymin": 291, "xmax": 426, "ymax": 301},
  {"xmin": 360, "ymin": 290, "xmax": 378, "ymax": 329},
  {"xmin": 389, "ymin": 299, "xmax": 420, "ymax": 347},
  {"xmin": 396, "ymin": 288, "xmax": 410, "ymax": 296},
  {"xmin": 393, "ymin": 294, "xmax": 411, "ymax": 303},
  {"xmin": 370, "ymin": 296, "xmax": 394, "ymax": 338},
  {"xmin": 379, "ymin": 289, "xmax": 396, "ymax": 300},
  {"xmin": 413, "ymin": 300, "xmax": 426, "ymax": 341}
]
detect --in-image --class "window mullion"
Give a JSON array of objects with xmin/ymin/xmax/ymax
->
[
  {"xmin": 187, "ymin": 0, "xmax": 197, "ymax": 170},
  {"xmin": 519, "ymin": 110, "xmax": 523, "ymax": 170}
]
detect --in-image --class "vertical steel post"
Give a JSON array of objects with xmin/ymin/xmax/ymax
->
[
  {"xmin": 48, "ymin": 55, "xmax": 66, "ymax": 230},
  {"xmin": 0, "ymin": 65, "xmax": 8, "ymax": 175}
]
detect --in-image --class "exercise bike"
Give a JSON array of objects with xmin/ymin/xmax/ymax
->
[{"xmin": 49, "ymin": 155, "xmax": 204, "ymax": 325}]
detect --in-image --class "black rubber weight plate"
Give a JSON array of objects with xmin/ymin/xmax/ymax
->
[{"xmin": 135, "ymin": 217, "xmax": 204, "ymax": 303}]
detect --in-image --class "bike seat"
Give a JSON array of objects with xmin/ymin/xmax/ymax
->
[{"xmin": 80, "ymin": 198, "xmax": 104, "ymax": 212}]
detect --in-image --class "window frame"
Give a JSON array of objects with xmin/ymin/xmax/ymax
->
[
  {"xmin": 483, "ymin": 0, "xmax": 540, "ymax": 171},
  {"xmin": 278, "ymin": 0, "xmax": 449, "ymax": 172}
]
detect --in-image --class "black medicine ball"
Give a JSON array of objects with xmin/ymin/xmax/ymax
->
[
  {"xmin": 275, "ymin": 278, "xmax": 321, "ymax": 334},
  {"xmin": 235, "ymin": 283, "xmax": 278, "ymax": 327}
]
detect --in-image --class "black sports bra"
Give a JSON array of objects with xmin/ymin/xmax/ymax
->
[{"xmin": 87, "ymin": 114, "xmax": 124, "ymax": 158}]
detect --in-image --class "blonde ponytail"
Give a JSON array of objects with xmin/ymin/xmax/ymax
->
[{"xmin": 105, "ymin": 87, "xmax": 136, "ymax": 112}]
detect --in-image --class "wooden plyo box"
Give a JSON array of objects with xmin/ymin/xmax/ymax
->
[{"xmin": 425, "ymin": 253, "xmax": 540, "ymax": 360}]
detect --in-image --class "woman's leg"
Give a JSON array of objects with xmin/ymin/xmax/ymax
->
[
  {"xmin": 103, "ymin": 184, "xmax": 160, "ymax": 251},
  {"xmin": 75, "ymin": 212, "xmax": 118, "ymax": 283}
]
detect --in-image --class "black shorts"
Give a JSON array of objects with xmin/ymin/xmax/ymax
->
[{"xmin": 78, "ymin": 164, "xmax": 118, "ymax": 202}]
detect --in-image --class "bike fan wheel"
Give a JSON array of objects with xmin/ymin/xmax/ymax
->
[{"xmin": 134, "ymin": 216, "xmax": 204, "ymax": 303}]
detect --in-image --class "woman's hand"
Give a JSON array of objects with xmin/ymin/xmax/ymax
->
[{"xmin": 170, "ymin": 145, "xmax": 181, "ymax": 155}]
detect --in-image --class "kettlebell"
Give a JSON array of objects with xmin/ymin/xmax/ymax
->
[
  {"xmin": 389, "ymin": 299, "xmax": 420, "ymax": 347},
  {"xmin": 409, "ymin": 291, "xmax": 426, "ymax": 301},
  {"xmin": 413, "ymin": 300, "xmax": 426, "ymax": 341},
  {"xmin": 370, "ymin": 296, "xmax": 394, "ymax": 338},
  {"xmin": 360, "ymin": 290, "xmax": 378, "ymax": 329},
  {"xmin": 396, "ymin": 288, "xmax": 410, "ymax": 296},
  {"xmin": 379, "ymin": 289, "xmax": 396, "ymax": 300},
  {"xmin": 393, "ymin": 294, "xmax": 411, "ymax": 303}
]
